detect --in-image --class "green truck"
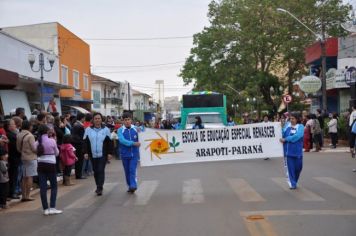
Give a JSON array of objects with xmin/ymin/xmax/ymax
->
[{"xmin": 180, "ymin": 91, "xmax": 227, "ymax": 129}]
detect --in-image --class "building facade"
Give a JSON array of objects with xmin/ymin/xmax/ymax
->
[
  {"xmin": 0, "ymin": 30, "xmax": 62, "ymax": 118},
  {"xmin": 2, "ymin": 22, "xmax": 92, "ymax": 111},
  {"xmin": 91, "ymin": 74, "xmax": 124, "ymax": 116}
]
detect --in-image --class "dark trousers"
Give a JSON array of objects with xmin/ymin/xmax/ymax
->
[
  {"xmin": 63, "ymin": 165, "xmax": 73, "ymax": 177},
  {"xmin": 0, "ymin": 182, "xmax": 9, "ymax": 205},
  {"xmin": 330, "ymin": 133, "xmax": 337, "ymax": 147},
  {"xmin": 349, "ymin": 130, "xmax": 356, "ymax": 149},
  {"xmin": 91, "ymin": 157, "xmax": 106, "ymax": 190},
  {"xmin": 38, "ymin": 171, "xmax": 58, "ymax": 210},
  {"xmin": 74, "ymin": 145, "xmax": 84, "ymax": 178},
  {"xmin": 8, "ymin": 163, "xmax": 19, "ymax": 196}
]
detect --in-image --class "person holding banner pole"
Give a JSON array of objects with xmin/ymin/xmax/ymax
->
[
  {"xmin": 118, "ymin": 112, "xmax": 141, "ymax": 194},
  {"xmin": 280, "ymin": 113, "xmax": 304, "ymax": 190}
]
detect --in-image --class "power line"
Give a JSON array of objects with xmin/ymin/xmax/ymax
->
[
  {"xmin": 91, "ymin": 61, "xmax": 185, "ymax": 68},
  {"xmin": 64, "ymin": 36, "xmax": 193, "ymax": 41}
]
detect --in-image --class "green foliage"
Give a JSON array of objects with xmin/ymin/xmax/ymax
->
[
  {"xmin": 180, "ymin": 0, "xmax": 350, "ymax": 113},
  {"xmin": 337, "ymin": 115, "xmax": 348, "ymax": 140}
]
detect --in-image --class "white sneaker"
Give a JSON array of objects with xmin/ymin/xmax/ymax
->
[
  {"xmin": 43, "ymin": 209, "xmax": 50, "ymax": 216},
  {"xmin": 49, "ymin": 208, "xmax": 63, "ymax": 215}
]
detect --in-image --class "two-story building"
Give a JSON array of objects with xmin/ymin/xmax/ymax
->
[
  {"xmin": 91, "ymin": 74, "xmax": 124, "ymax": 116},
  {"xmin": 0, "ymin": 30, "xmax": 63, "ymax": 118},
  {"xmin": 2, "ymin": 22, "xmax": 92, "ymax": 112}
]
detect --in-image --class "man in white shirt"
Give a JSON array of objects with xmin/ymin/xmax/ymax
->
[{"xmin": 349, "ymin": 105, "xmax": 356, "ymax": 127}]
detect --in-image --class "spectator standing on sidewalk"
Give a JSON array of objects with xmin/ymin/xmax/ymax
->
[
  {"xmin": 349, "ymin": 106, "xmax": 356, "ymax": 157},
  {"xmin": 60, "ymin": 135, "xmax": 77, "ymax": 186},
  {"xmin": 71, "ymin": 113, "xmax": 87, "ymax": 180},
  {"xmin": 311, "ymin": 114, "xmax": 322, "ymax": 152},
  {"xmin": 35, "ymin": 125, "xmax": 62, "ymax": 215},
  {"xmin": 316, "ymin": 109, "xmax": 325, "ymax": 148},
  {"xmin": 16, "ymin": 120, "xmax": 37, "ymax": 201},
  {"xmin": 303, "ymin": 115, "xmax": 311, "ymax": 152},
  {"xmin": 83, "ymin": 113, "xmax": 113, "ymax": 196},
  {"xmin": 0, "ymin": 147, "xmax": 9, "ymax": 209},
  {"xmin": 118, "ymin": 112, "xmax": 141, "ymax": 193},
  {"xmin": 5, "ymin": 118, "xmax": 22, "ymax": 199},
  {"xmin": 327, "ymin": 113, "xmax": 338, "ymax": 149}
]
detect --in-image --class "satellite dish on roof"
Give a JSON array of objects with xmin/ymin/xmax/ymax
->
[{"xmin": 341, "ymin": 10, "xmax": 356, "ymax": 33}]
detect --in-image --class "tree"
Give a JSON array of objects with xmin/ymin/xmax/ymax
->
[{"xmin": 180, "ymin": 0, "xmax": 350, "ymax": 113}]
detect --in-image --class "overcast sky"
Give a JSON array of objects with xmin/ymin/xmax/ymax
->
[{"xmin": 0, "ymin": 0, "xmax": 212, "ymax": 98}]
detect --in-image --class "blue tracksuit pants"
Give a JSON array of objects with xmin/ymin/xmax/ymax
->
[
  {"xmin": 284, "ymin": 156, "xmax": 303, "ymax": 188},
  {"xmin": 121, "ymin": 156, "xmax": 138, "ymax": 189}
]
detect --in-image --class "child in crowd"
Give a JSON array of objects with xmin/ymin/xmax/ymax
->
[
  {"xmin": 60, "ymin": 135, "xmax": 77, "ymax": 186},
  {"xmin": 0, "ymin": 147, "xmax": 9, "ymax": 209}
]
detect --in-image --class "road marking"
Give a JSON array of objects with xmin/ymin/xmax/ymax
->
[
  {"xmin": 182, "ymin": 179, "xmax": 205, "ymax": 204},
  {"xmin": 227, "ymin": 178, "xmax": 265, "ymax": 202},
  {"xmin": 272, "ymin": 177, "xmax": 325, "ymax": 201},
  {"xmin": 65, "ymin": 182, "xmax": 118, "ymax": 209},
  {"xmin": 240, "ymin": 209, "xmax": 356, "ymax": 217},
  {"xmin": 243, "ymin": 216, "xmax": 278, "ymax": 236},
  {"xmin": 314, "ymin": 177, "xmax": 356, "ymax": 198},
  {"xmin": 124, "ymin": 180, "xmax": 159, "ymax": 206},
  {"xmin": 4, "ymin": 183, "xmax": 82, "ymax": 213}
]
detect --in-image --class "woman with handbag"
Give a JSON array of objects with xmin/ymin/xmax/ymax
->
[{"xmin": 16, "ymin": 120, "xmax": 37, "ymax": 201}]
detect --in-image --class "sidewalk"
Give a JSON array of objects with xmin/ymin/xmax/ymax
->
[
  {"xmin": 4, "ymin": 176, "xmax": 64, "ymax": 208},
  {"xmin": 319, "ymin": 147, "xmax": 349, "ymax": 153}
]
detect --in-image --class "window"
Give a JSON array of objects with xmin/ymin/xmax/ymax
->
[
  {"xmin": 83, "ymin": 74, "xmax": 89, "ymax": 91},
  {"xmin": 73, "ymin": 70, "xmax": 79, "ymax": 89},
  {"xmin": 61, "ymin": 65, "xmax": 68, "ymax": 85}
]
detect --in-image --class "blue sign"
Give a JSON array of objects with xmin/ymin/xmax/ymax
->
[{"xmin": 41, "ymin": 87, "xmax": 56, "ymax": 102}]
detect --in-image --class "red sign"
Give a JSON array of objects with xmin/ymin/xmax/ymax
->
[{"xmin": 283, "ymin": 95, "xmax": 292, "ymax": 104}]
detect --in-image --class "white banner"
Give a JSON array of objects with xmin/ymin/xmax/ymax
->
[{"xmin": 139, "ymin": 122, "xmax": 284, "ymax": 167}]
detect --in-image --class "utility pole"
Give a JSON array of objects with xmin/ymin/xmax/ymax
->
[
  {"xmin": 320, "ymin": 8, "xmax": 327, "ymax": 111},
  {"xmin": 128, "ymin": 82, "xmax": 131, "ymax": 111}
]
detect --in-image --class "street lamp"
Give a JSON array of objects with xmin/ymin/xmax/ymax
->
[
  {"xmin": 277, "ymin": 7, "xmax": 327, "ymax": 111},
  {"xmin": 28, "ymin": 52, "xmax": 55, "ymax": 111}
]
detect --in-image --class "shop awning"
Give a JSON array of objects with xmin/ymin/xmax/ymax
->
[
  {"xmin": 69, "ymin": 106, "xmax": 90, "ymax": 114},
  {"xmin": 0, "ymin": 68, "xmax": 19, "ymax": 89}
]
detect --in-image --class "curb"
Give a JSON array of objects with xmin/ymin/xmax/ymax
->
[{"xmin": 5, "ymin": 176, "xmax": 63, "ymax": 208}]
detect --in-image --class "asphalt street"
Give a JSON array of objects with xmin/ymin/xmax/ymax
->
[{"xmin": 1, "ymin": 150, "xmax": 356, "ymax": 236}]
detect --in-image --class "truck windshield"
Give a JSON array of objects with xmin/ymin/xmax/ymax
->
[{"xmin": 187, "ymin": 114, "xmax": 222, "ymax": 124}]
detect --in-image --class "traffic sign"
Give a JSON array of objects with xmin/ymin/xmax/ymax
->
[{"xmin": 283, "ymin": 95, "xmax": 292, "ymax": 104}]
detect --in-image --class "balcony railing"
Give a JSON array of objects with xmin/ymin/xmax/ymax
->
[{"xmin": 101, "ymin": 98, "xmax": 123, "ymax": 105}]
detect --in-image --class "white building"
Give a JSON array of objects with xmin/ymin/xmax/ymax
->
[
  {"xmin": 91, "ymin": 74, "xmax": 128, "ymax": 116},
  {"xmin": 0, "ymin": 30, "xmax": 62, "ymax": 118}
]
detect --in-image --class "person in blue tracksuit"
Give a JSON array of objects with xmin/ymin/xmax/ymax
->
[
  {"xmin": 118, "ymin": 113, "xmax": 141, "ymax": 193},
  {"xmin": 83, "ymin": 113, "xmax": 113, "ymax": 196},
  {"xmin": 280, "ymin": 112, "xmax": 304, "ymax": 189}
]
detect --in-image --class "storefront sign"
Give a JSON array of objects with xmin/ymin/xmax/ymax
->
[
  {"xmin": 139, "ymin": 123, "xmax": 283, "ymax": 167},
  {"xmin": 299, "ymin": 76, "xmax": 322, "ymax": 93},
  {"xmin": 326, "ymin": 68, "xmax": 350, "ymax": 90}
]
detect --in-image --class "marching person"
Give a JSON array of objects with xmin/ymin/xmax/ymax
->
[
  {"xmin": 118, "ymin": 112, "xmax": 141, "ymax": 194},
  {"xmin": 83, "ymin": 113, "xmax": 113, "ymax": 196},
  {"xmin": 280, "ymin": 112, "xmax": 304, "ymax": 190}
]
